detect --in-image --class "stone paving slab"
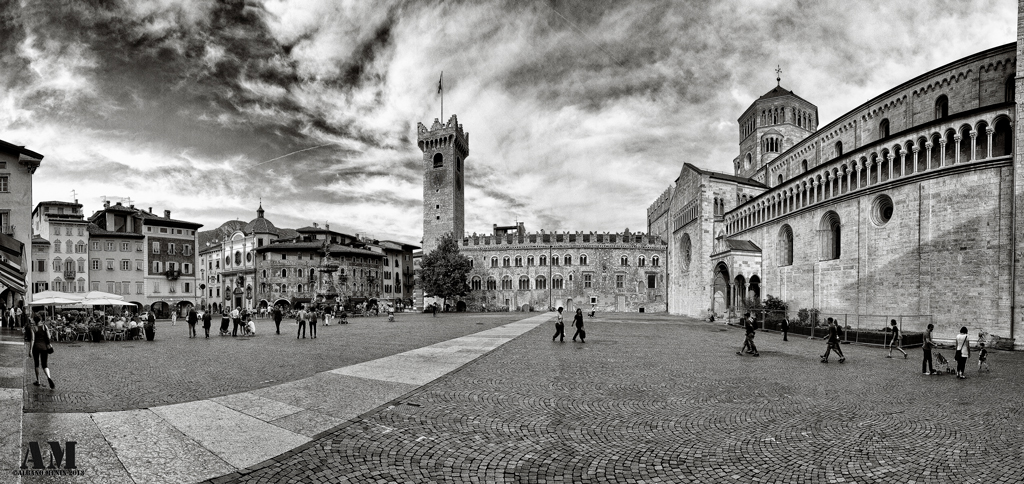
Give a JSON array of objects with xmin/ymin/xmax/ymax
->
[
  {"xmin": 0, "ymin": 388, "xmax": 22, "ymax": 482},
  {"xmin": 150, "ymin": 400, "xmax": 309, "ymax": 469},
  {"xmin": 210, "ymin": 392, "xmax": 305, "ymax": 422},
  {"xmin": 20, "ymin": 413, "xmax": 132, "ymax": 484},
  {"xmin": 268, "ymin": 410, "xmax": 347, "ymax": 438},
  {"xmin": 92, "ymin": 409, "xmax": 234, "ymax": 484}
]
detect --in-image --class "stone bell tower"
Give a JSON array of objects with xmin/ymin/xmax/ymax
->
[{"xmin": 417, "ymin": 114, "xmax": 469, "ymax": 255}]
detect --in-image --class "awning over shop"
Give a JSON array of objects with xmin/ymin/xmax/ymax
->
[
  {"xmin": 0, "ymin": 232, "xmax": 22, "ymax": 266},
  {"xmin": 0, "ymin": 261, "xmax": 26, "ymax": 294}
]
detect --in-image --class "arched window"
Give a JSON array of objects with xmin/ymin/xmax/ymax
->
[
  {"xmin": 778, "ymin": 224, "xmax": 794, "ymax": 266},
  {"xmin": 879, "ymin": 118, "xmax": 890, "ymax": 139},
  {"xmin": 1008, "ymin": 77, "xmax": 1016, "ymax": 103},
  {"xmin": 819, "ymin": 211, "xmax": 841, "ymax": 260},
  {"xmin": 490, "ymin": 256, "xmax": 498, "ymax": 268},
  {"xmin": 539, "ymin": 255, "xmax": 547, "ymax": 266},
  {"xmin": 564, "ymin": 254, "xmax": 572, "ymax": 266},
  {"xmin": 744, "ymin": 153, "xmax": 752, "ymax": 170},
  {"xmin": 680, "ymin": 234, "xmax": 692, "ymax": 268},
  {"xmin": 486, "ymin": 277, "xmax": 497, "ymax": 290},
  {"xmin": 777, "ymin": 174, "xmax": 783, "ymax": 186},
  {"xmin": 801, "ymin": 159, "xmax": 808, "ymax": 172},
  {"xmin": 281, "ymin": 269, "xmax": 287, "ymax": 277},
  {"xmin": 551, "ymin": 255, "xmax": 560, "ymax": 266},
  {"xmin": 501, "ymin": 276, "xmax": 513, "ymax": 290},
  {"xmin": 580, "ymin": 254, "xmax": 588, "ymax": 265},
  {"xmin": 935, "ymin": 95, "xmax": 948, "ymax": 119},
  {"xmin": 638, "ymin": 255, "xmax": 646, "ymax": 267},
  {"xmin": 552, "ymin": 275, "xmax": 564, "ymax": 289},
  {"xmin": 620, "ymin": 255, "xmax": 628, "ymax": 266},
  {"xmin": 993, "ymin": 117, "xmax": 1013, "ymax": 157},
  {"xmin": 471, "ymin": 277, "xmax": 481, "ymax": 291},
  {"xmin": 433, "ymin": 153, "xmax": 443, "ymax": 167},
  {"xmin": 535, "ymin": 275, "xmax": 547, "ymax": 290},
  {"xmin": 527, "ymin": 255, "xmax": 534, "ymax": 266},
  {"xmin": 518, "ymin": 276, "xmax": 530, "ymax": 290},
  {"xmin": 297, "ymin": 269, "xmax": 303, "ymax": 278},
  {"xmin": 835, "ymin": 141, "xmax": 843, "ymax": 157},
  {"xmin": 514, "ymin": 256, "xmax": 522, "ymax": 267},
  {"xmin": 502, "ymin": 256, "xmax": 510, "ymax": 267}
]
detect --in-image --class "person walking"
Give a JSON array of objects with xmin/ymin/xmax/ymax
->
[
  {"xmin": 230, "ymin": 306, "xmax": 240, "ymax": 337},
  {"xmin": 954, "ymin": 326, "xmax": 970, "ymax": 379},
  {"xmin": 922, "ymin": 323, "xmax": 936, "ymax": 374},
  {"xmin": 736, "ymin": 313, "xmax": 759, "ymax": 356},
  {"xmin": 432, "ymin": 303, "xmax": 438, "ymax": 317},
  {"xmin": 552, "ymin": 307, "xmax": 565, "ymax": 342},
  {"xmin": 171, "ymin": 309, "xmax": 178, "ymax": 327},
  {"xmin": 886, "ymin": 319, "xmax": 907, "ymax": 359},
  {"xmin": 296, "ymin": 305, "xmax": 307, "ymax": 339},
  {"xmin": 820, "ymin": 318, "xmax": 845, "ymax": 363},
  {"xmin": 202, "ymin": 309, "xmax": 212, "ymax": 339},
  {"xmin": 187, "ymin": 307, "xmax": 198, "ymax": 338},
  {"xmin": 28, "ymin": 316, "xmax": 55, "ymax": 389},
  {"xmin": 781, "ymin": 317, "xmax": 789, "ymax": 342},
  {"xmin": 272, "ymin": 306, "xmax": 282, "ymax": 335},
  {"xmin": 571, "ymin": 308, "xmax": 585, "ymax": 343},
  {"xmin": 309, "ymin": 307, "xmax": 318, "ymax": 339}
]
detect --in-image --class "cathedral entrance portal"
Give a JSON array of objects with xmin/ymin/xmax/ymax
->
[
  {"xmin": 565, "ymin": 298, "xmax": 574, "ymax": 314},
  {"xmin": 712, "ymin": 262, "xmax": 730, "ymax": 316}
]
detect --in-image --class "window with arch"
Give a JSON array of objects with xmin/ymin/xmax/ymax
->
[
  {"xmin": 620, "ymin": 255, "xmax": 628, "ymax": 266},
  {"xmin": 234, "ymin": 251, "xmax": 242, "ymax": 265},
  {"xmin": 486, "ymin": 277, "xmax": 497, "ymax": 290},
  {"xmin": 297, "ymin": 269, "xmax": 303, "ymax": 278},
  {"xmin": 502, "ymin": 256, "xmax": 510, "ymax": 267},
  {"xmin": 514, "ymin": 256, "xmax": 522, "ymax": 267},
  {"xmin": 262, "ymin": 270, "xmax": 267, "ymax": 278},
  {"xmin": 527, "ymin": 255, "xmax": 534, "ymax": 266},
  {"xmin": 680, "ymin": 234, "xmax": 692, "ymax": 268},
  {"xmin": 638, "ymin": 255, "xmax": 646, "ymax": 267},
  {"xmin": 879, "ymin": 118, "xmax": 890, "ymax": 139},
  {"xmin": 535, "ymin": 275, "xmax": 547, "ymax": 290},
  {"xmin": 490, "ymin": 256, "xmax": 498, "ymax": 268},
  {"xmin": 518, "ymin": 276, "xmax": 529, "ymax": 290},
  {"xmin": 580, "ymin": 254, "xmax": 588, "ymax": 265},
  {"xmin": 564, "ymin": 254, "xmax": 572, "ymax": 266},
  {"xmin": 501, "ymin": 276, "xmax": 513, "ymax": 290},
  {"xmin": 281, "ymin": 269, "xmax": 287, "ymax": 277},
  {"xmin": 551, "ymin": 255, "xmax": 560, "ymax": 266},
  {"xmin": 1008, "ymin": 77, "xmax": 1016, "ymax": 103},
  {"xmin": 552, "ymin": 275, "xmax": 564, "ymax": 289},
  {"xmin": 835, "ymin": 141, "xmax": 843, "ymax": 157},
  {"xmin": 778, "ymin": 224, "xmax": 794, "ymax": 266},
  {"xmin": 539, "ymin": 255, "xmax": 547, "ymax": 266},
  {"xmin": 777, "ymin": 174, "xmax": 783, "ymax": 186},
  {"xmin": 935, "ymin": 95, "xmax": 948, "ymax": 119},
  {"xmin": 651, "ymin": 255, "xmax": 660, "ymax": 267},
  {"xmin": 744, "ymin": 153, "xmax": 752, "ymax": 169},
  {"xmin": 432, "ymin": 153, "xmax": 443, "ymax": 167},
  {"xmin": 801, "ymin": 159, "xmax": 809, "ymax": 172},
  {"xmin": 819, "ymin": 211, "xmax": 842, "ymax": 260},
  {"xmin": 54, "ymin": 239, "xmax": 61, "ymax": 253}
]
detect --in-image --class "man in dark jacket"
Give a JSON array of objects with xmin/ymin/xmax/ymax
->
[
  {"xmin": 201, "ymin": 310, "xmax": 212, "ymax": 338},
  {"xmin": 186, "ymin": 307, "xmax": 199, "ymax": 338},
  {"xmin": 272, "ymin": 306, "xmax": 282, "ymax": 335},
  {"xmin": 737, "ymin": 312, "xmax": 759, "ymax": 357}
]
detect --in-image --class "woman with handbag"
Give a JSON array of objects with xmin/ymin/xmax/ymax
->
[
  {"xmin": 955, "ymin": 326, "xmax": 970, "ymax": 379},
  {"xmin": 28, "ymin": 316, "xmax": 55, "ymax": 389}
]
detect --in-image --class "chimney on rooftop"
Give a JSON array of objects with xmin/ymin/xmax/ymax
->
[
  {"xmin": 164, "ymin": 210, "xmax": 171, "ymax": 219},
  {"xmin": 313, "ymin": 222, "xmax": 318, "ymax": 228},
  {"xmin": 148, "ymin": 207, "xmax": 153, "ymax": 214},
  {"xmin": 104, "ymin": 200, "xmax": 110, "ymax": 208},
  {"xmin": 325, "ymin": 223, "xmax": 329, "ymax": 230}
]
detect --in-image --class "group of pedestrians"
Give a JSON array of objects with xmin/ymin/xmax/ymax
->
[
  {"xmin": 552, "ymin": 307, "xmax": 585, "ymax": 343},
  {"xmin": 735, "ymin": 313, "xmax": 989, "ymax": 379}
]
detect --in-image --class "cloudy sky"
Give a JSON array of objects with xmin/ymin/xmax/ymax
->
[{"xmin": 0, "ymin": 0, "xmax": 1017, "ymax": 243}]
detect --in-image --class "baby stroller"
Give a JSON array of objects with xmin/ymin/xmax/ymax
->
[
  {"xmin": 934, "ymin": 352, "xmax": 954, "ymax": 374},
  {"xmin": 219, "ymin": 315, "xmax": 230, "ymax": 336}
]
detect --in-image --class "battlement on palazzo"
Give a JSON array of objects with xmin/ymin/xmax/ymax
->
[
  {"xmin": 647, "ymin": 186, "xmax": 673, "ymax": 217},
  {"xmin": 462, "ymin": 229, "xmax": 666, "ymax": 247},
  {"xmin": 417, "ymin": 114, "xmax": 469, "ymax": 148}
]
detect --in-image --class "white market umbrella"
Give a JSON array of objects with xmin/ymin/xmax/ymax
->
[
  {"xmin": 80, "ymin": 298, "xmax": 135, "ymax": 306},
  {"xmin": 29, "ymin": 291, "xmax": 82, "ymax": 304},
  {"xmin": 30, "ymin": 296, "xmax": 82, "ymax": 305},
  {"xmin": 81, "ymin": 291, "xmax": 124, "ymax": 301}
]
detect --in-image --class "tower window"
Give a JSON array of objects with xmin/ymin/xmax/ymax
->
[
  {"xmin": 879, "ymin": 118, "xmax": 890, "ymax": 139},
  {"xmin": 835, "ymin": 141, "xmax": 843, "ymax": 157},
  {"xmin": 433, "ymin": 153, "xmax": 443, "ymax": 167}
]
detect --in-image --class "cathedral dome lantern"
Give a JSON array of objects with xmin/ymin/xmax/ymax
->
[
  {"xmin": 243, "ymin": 203, "xmax": 278, "ymax": 235},
  {"xmin": 736, "ymin": 75, "xmax": 819, "ymax": 180}
]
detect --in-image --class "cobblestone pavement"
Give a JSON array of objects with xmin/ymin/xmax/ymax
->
[
  {"xmin": 219, "ymin": 314, "xmax": 1024, "ymax": 484},
  {"xmin": 24, "ymin": 313, "xmax": 521, "ymax": 413}
]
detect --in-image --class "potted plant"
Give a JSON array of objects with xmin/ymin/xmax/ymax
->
[{"xmin": 143, "ymin": 317, "xmax": 156, "ymax": 341}]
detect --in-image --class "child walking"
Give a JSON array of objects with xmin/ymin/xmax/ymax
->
[
  {"xmin": 886, "ymin": 319, "xmax": 908, "ymax": 359},
  {"xmin": 977, "ymin": 342, "xmax": 990, "ymax": 373}
]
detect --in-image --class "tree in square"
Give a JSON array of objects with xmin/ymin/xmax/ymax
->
[{"xmin": 417, "ymin": 233, "xmax": 472, "ymax": 310}]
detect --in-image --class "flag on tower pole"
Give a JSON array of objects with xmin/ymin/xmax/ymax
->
[{"xmin": 438, "ymin": 71, "xmax": 443, "ymax": 121}]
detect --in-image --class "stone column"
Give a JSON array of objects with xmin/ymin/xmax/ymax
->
[
  {"xmin": 939, "ymin": 139, "xmax": 947, "ymax": 166},
  {"xmin": 986, "ymin": 127, "xmax": 994, "ymax": 159},
  {"xmin": 911, "ymin": 146, "xmax": 919, "ymax": 175},
  {"xmin": 924, "ymin": 142, "xmax": 933, "ymax": 171},
  {"xmin": 954, "ymin": 134, "xmax": 962, "ymax": 164},
  {"xmin": 887, "ymin": 154, "xmax": 895, "ymax": 180},
  {"xmin": 969, "ymin": 130, "xmax": 977, "ymax": 162}
]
